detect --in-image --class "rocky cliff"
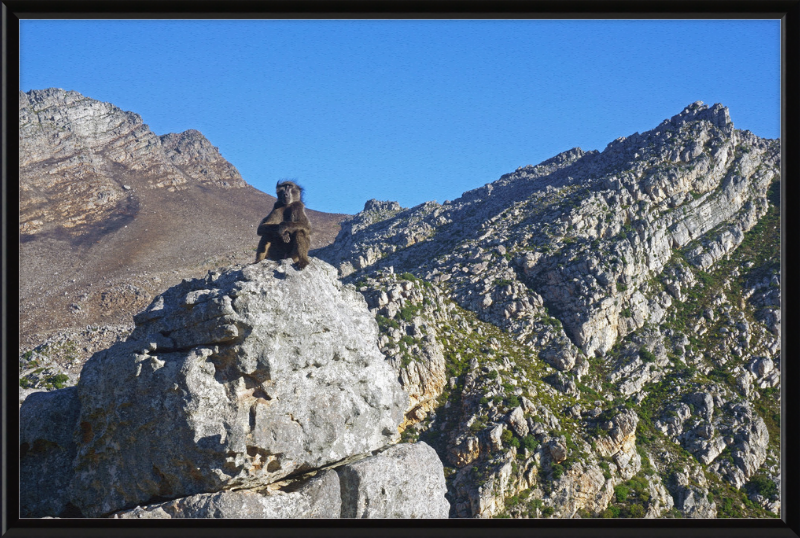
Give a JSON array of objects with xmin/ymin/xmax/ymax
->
[
  {"xmin": 18, "ymin": 89, "xmax": 347, "ymax": 386},
  {"xmin": 20, "ymin": 259, "xmax": 450, "ymax": 518},
  {"xmin": 315, "ymin": 101, "xmax": 781, "ymax": 518}
]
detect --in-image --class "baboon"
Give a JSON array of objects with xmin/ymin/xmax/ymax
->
[{"xmin": 254, "ymin": 181, "xmax": 312, "ymax": 269}]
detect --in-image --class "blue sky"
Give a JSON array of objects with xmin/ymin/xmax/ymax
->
[{"xmin": 20, "ymin": 19, "xmax": 780, "ymax": 215}]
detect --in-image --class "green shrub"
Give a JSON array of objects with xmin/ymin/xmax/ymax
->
[
  {"xmin": 39, "ymin": 373, "xmax": 70, "ymax": 390},
  {"xmin": 376, "ymin": 315, "xmax": 399, "ymax": 330},
  {"xmin": 696, "ymin": 270, "xmax": 715, "ymax": 287},
  {"xmin": 469, "ymin": 417, "xmax": 487, "ymax": 432},
  {"xmin": 541, "ymin": 506, "xmax": 555, "ymax": 517},
  {"xmin": 628, "ymin": 476, "xmax": 651, "ymax": 502},
  {"xmin": 599, "ymin": 460, "xmax": 611, "ymax": 480},
  {"xmin": 398, "ymin": 304, "xmax": 422, "ymax": 322},
  {"xmin": 487, "ymin": 370, "xmax": 498, "ymax": 380},
  {"xmin": 522, "ymin": 435, "xmax": 539, "ymax": 451},
  {"xmin": 507, "ymin": 395, "xmax": 520, "ymax": 407},
  {"xmin": 639, "ymin": 347, "xmax": 656, "ymax": 363},
  {"xmin": 551, "ymin": 463, "xmax": 564, "ymax": 480},
  {"xmin": 748, "ymin": 474, "xmax": 778, "ymax": 500},
  {"xmin": 614, "ymin": 484, "xmax": 630, "ymax": 502},
  {"xmin": 628, "ymin": 504, "xmax": 645, "ymax": 518},
  {"xmin": 501, "ymin": 429, "xmax": 514, "ymax": 445},
  {"xmin": 723, "ymin": 497, "xmax": 734, "ymax": 514},
  {"xmin": 602, "ymin": 506, "xmax": 621, "ymax": 518}
]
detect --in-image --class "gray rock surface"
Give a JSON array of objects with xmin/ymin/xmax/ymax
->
[
  {"xmin": 671, "ymin": 471, "xmax": 717, "ymax": 518},
  {"xmin": 20, "ymin": 387, "xmax": 81, "ymax": 517},
  {"xmin": 507, "ymin": 406, "xmax": 529, "ymax": 438},
  {"xmin": 159, "ymin": 129, "xmax": 244, "ymax": 188},
  {"xmin": 337, "ymin": 442, "xmax": 450, "ymax": 518},
  {"xmin": 593, "ymin": 409, "xmax": 641, "ymax": 480},
  {"xmin": 546, "ymin": 462, "xmax": 614, "ymax": 518},
  {"xmin": 112, "ymin": 470, "xmax": 341, "ymax": 519},
  {"xmin": 358, "ymin": 270, "xmax": 448, "ymax": 426},
  {"xmin": 21, "ymin": 259, "xmax": 409, "ymax": 517}
]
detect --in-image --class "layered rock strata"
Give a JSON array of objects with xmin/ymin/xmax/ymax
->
[{"xmin": 19, "ymin": 88, "xmax": 247, "ymax": 237}]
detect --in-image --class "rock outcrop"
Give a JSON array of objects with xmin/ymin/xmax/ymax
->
[
  {"xmin": 113, "ymin": 470, "xmax": 342, "ymax": 519},
  {"xmin": 338, "ymin": 442, "xmax": 450, "ymax": 518},
  {"xmin": 112, "ymin": 441, "xmax": 450, "ymax": 519},
  {"xmin": 593, "ymin": 409, "xmax": 641, "ymax": 480},
  {"xmin": 20, "ymin": 387, "xmax": 81, "ymax": 518},
  {"xmin": 159, "ymin": 129, "xmax": 245, "ymax": 189},
  {"xmin": 357, "ymin": 269, "xmax": 448, "ymax": 427},
  {"xmin": 20, "ymin": 259, "xmax": 449, "ymax": 519}
]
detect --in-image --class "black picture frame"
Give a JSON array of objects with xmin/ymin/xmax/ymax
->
[{"xmin": 2, "ymin": 1, "xmax": 797, "ymax": 537}]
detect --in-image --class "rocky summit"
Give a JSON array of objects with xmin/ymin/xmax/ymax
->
[
  {"xmin": 20, "ymin": 259, "xmax": 449, "ymax": 518},
  {"xmin": 19, "ymin": 99, "xmax": 781, "ymax": 520}
]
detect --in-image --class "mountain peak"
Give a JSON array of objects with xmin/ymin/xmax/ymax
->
[
  {"xmin": 668, "ymin": 101, "xmax": 732, "ymax": 129},
  {"xmin": 159, "ymin": 129, "xmax": 246, "ymax": 187}
]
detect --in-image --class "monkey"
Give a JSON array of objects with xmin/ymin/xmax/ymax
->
[{"xmin": 254, "ymin": 181, "xmax": 312, "ymax": 269}]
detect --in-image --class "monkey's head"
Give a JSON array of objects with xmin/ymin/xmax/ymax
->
[{"xmin": 276, "ymin": 181, "xmax": 303, "ymax": 205}]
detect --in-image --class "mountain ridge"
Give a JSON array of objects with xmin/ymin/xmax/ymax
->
[
  {"xmin": 19, "ymin": 96, "xmax": 781, "ymax": 519},
  {"xmin": 317, "ymin": 100, "xmax": 778, "ymax": 355},
  {"xmin": 314, "ymin": 100, "xmax": 781, "ymax": 518}
]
